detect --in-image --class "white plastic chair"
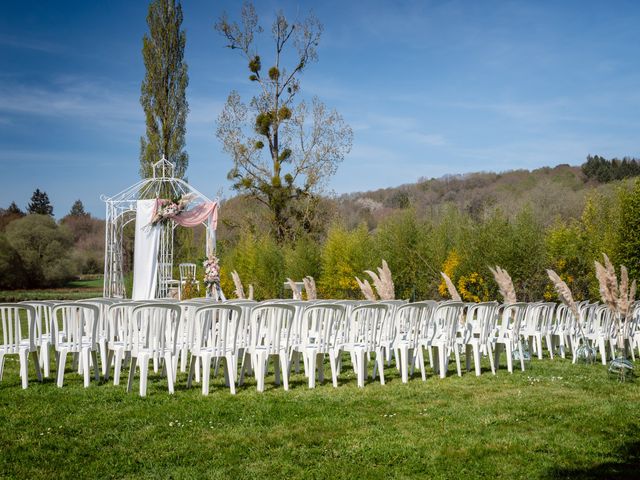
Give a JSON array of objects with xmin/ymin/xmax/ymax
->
[
  {"xmin": 429, "ymin": 302, "xmax": 465, "ymax": 378},
  {"xmin": 52, "ymin": 303, "xmax": 100, "ymax": 388},
  {"xmin": 392, "ymin": 301, "xmax": 437, "ymax": 383},
  {"xmin": 126, "ymin": 303, "xmax": 182, "ymax": 397},
  {"xmin": 492, "ymin": 303, "xmax": 528, "ymax": 373},
  {"xmin": 179, "ymin": 263, "xmax": 200, "ymax": 299},
  {"xmin": 20, "ymin": 300, "xmax": 59, "ymax": 378},
  {"xmin": 460, "ymin": 302, "xmax": 499, "ymax": 376},
  {"xmin": 82, "ymin": 298, "xmax": 119, "ymax": 376},
  {"xmin": 104, "ymin": 301, "xmax": 143, "ymax": 385},
  {"xmin": 340, "ymin": 304, "xmax": 389, "ymax": 388},
  {"xmin": 187, "ymin": 304, "xmax": 242, "ymax": 395},
  {"xmin": 247, "ymin": 303, "xmax": 296, "ymax": 392},
  {"xmin": 0, "ymin": 303, "xmax": 42, "ymax": 388},
  {"xmin": 299, "ymin": 303, "xmax": 346, "ymax": 388}
]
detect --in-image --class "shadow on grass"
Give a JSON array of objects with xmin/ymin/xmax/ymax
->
[{"xmin": 545, "ymin": 440, "xmax": 640, "ymax": 479}]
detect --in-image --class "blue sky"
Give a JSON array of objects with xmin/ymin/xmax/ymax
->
[{"xmin": 1, "ymin": 0, "xmax": 639, "ymax": 217}]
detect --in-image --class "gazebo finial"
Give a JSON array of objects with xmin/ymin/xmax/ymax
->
[{"xmin": 152, "ymin": 155, "xmax": 175, "ymax": 179}]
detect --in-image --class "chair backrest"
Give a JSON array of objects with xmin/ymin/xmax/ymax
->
[
  {"xmin": 179, "ymin": 263, "xmax": 197, "ymax": 283},
  {"xmin": 82, "ymin": 298, "xmax": 118, "ymax": 340},
  {"xmin": 299, "ymin": 303, "xmax": 346, "ymax": 351},
  {"xmin": 51, "ymin": 303, "xmax": 100, "ymax": 351},
  {"xmin": 224, "ymin": 300, "xmax": 256, "ymax": 350},
  {"xmin": 20, "ymin": 300, "xmax": 58, "ymax": 342},
  {"xmin": 432, "ymin": 302, "xmax": 465, "ymax": 348},
  {"xmin": 499, "ymin": 303, "xmax": 528, "ymax": 340},
  {"xmin": 0, "ymin": 303, "xmax": 36, "ymax": 353},
  {"xmin": 466, "ymin": 301, "xmax": 499, "ymax": 343},
  {"xmin": 130, "ymin": 303, "xmax": 182, "ymax": 356},
  {"xmin": 107, "ymin": 302, "xmax": 141, "ymax": 346},
  {"xmin": 192, "ymin": 304, "xmax": 243, "ymax": 356},
  {"xmin": 347, "ymin": 304, "xmax": 390, "ymax": 350},
  {"xmin": 249, "ymin": 304, "xmax": 296, "ymax": 355},
  {"xmin": 395, "ymin": 301, "xmax": 437, "ymax": 348}
]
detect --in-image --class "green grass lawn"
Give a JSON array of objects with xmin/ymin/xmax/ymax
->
[
  {"xmin": 0, "ymin": 276, "xmax": 104, "ymax": 302},
  {"xmin": 0, "ymin": 351, "xmax": 638, "ymax": 479}
]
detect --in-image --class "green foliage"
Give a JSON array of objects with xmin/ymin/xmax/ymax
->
[
  {"xmin": 0, "ymin": 235, "xmax": 27, "ymax": 289},
  {"xmin": 582, "ymin": 154, "xmax": 640, "ymax": 183},
  {"xmin": 5, "ymin": 215, "xmax": 76, "ymax": 288},
  {"xmin": 0, "ymin": 201, "xmax": 26, "ymax": 231},
  {"xmin": 139, "ymin": 0, "xmax": 189, "ymax": 179},
  {"xmin": 318, "ymin": 223, "xmax": 372, "ymax": 299},
  {"xmin": 27, "ymin": 188, "xmax": 53, "ymax": 216},
  {"xmin": 69, "ymin": 199, "xmax": 88, "ymax": 217},
  {"xmin": 222, "ymin": 232, "xmax": 284, "ymax": 300},
  {"xmin": 616, "ymin": 179, "xmax": 640, "ymax": 279},
  {"xmin": 372, "ymin": 210, "xmax": 431, "ymax": 301},
  {"xmin": 283, "ymin": 235, "xmax": 321, "ymax": 281},
  {"xmin": 545, "ymin": 221, "xmax": 591, "ymax": 300}
]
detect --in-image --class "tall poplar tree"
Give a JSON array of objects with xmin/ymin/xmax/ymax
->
[{"xmin": 139, "ymin": 0, "xmax": 189, "ymax": 179}]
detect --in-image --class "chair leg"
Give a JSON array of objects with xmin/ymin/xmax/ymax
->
[
  {"xmin": 41, "ymin": 342, "xmax": 50, "ymax": 378},
  {"xmin": 307, "ymin": 351, "xmax": 317, "ymax": 388},
  {"xmin": 279, "ymin": 354, "xmax": 290, "ymax": 391},
  {"xmin": 56, "ymin": 350, "xmax": 67, "ymax": 388},
  {"xmin": 376, "ymin": 351, "xmax": 385, "ymax": 385},
  {"xmin": 356, "ymin": 349, "xmax": 366, "ymax": 388},
  {"xmin": 505, "ymin": 343, "xmax": 513, "ymax": 373},
  {"xmin": 99, "ymin": 340, "xmax": 108, "ymax": 377},
  {"xmin": 113, "ymin": 349, "xmax": 124, "ymax": 386},
  {"xmin": 187, "ymin": 355, "xmax": 196, "ymax": 389},
  {"xmin": 201, "ymin": 353, "xmax": 212, "ymax": 396},
  {"xmin": 31, "ymin": 350, "xmax": 42, "ymax": 382},
  {"xmin": 487, "ymin": 343, "xmax": 496, "ymax": 375},
  {"xmin": 438, "ymin": 346, "xmax": 447, "ymax": 379},
  {"xmin": 127, "ymin": 357, "xmax": 137, "ymax": 393},
  {"xmin": 226, "ymin": 354, "xmax": 237, "ymax": 395},
  {"xmin": 0, "ymin": 352, "xmax": 5, "ymax": 381},
  {"xmin": 19, "ymin": 348, "xmax": 29, "ymax": 389},
  {"xmin": 254, "ymin": 352, "xmax": 266, "ymax": 393},
  {"xmin": 454, "ymin": 347, "xmax": 462, "ymax": 377},
  {"xmin": 92, "ymin": 351, "xmax": 100, "ymax": 382},
  {"xmin": 329, "ymin": 350, "xmax": 339, "ymax": 387},
  {"xmin": 472, "ymin": 343, "xmax": 481, "ymax": 376},
  {"xmin": 417, "ymin": 347, "xmax": 426, "ymax": 381},
  {"xmin": 399, "ymin": 344, "xmax": 409, "ymax": 383},
  {"xmin": 82, "ymin": 348, "xmax": 91, "ymax": 387},
  {"xmin": 139, "ymin": 356, "xmax": 149, "ymax": 397}
]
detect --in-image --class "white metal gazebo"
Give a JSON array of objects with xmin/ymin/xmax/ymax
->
[{"xmin": 102, "ymin": 157, "xmax": 218, "ymax": 299}]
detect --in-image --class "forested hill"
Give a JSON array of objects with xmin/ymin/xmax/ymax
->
[{"xmin": 333, "ymin": 163, "xmax": 627, "ymax": 230}]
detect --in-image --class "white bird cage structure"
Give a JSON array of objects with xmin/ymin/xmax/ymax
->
[{"xmin": 101, "ymin": 157, "xmax": 217, "ymax": 298}]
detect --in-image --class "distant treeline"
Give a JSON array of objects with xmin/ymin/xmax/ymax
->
[{"xmin": 582, "ymin": 155, "xmax": 640, "ymax": 183}]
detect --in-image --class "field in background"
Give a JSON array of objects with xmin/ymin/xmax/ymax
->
[
  {"xmin": 0, "ymin": 275, "xmax": 103, "ymax": 302},
  {"xmin": 0, "ymin": 352, "xmax": 638, "ymax": 478}
]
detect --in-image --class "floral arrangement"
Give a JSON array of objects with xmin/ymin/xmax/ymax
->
[
  {"xmin": 203, "ymin": 254, "xmax": 221, "ymax": 297},
  {"xmin": 150, "ymin": 193, "xmax": 194, "ymax": 226}
]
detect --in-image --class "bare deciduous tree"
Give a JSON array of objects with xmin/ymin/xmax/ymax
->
[{"xmin": 215, "ymin": 2, "xmax": 353, "ymax": 242}]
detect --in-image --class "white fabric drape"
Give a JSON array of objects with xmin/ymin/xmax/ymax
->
[{"xmin": 132, "ymin": 199, "xmax": 161, "ymax": 300}]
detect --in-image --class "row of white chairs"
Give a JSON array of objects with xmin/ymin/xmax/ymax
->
[{"xmin": 1, "ymin": 298, "xmax": 638, "ymax": 395}]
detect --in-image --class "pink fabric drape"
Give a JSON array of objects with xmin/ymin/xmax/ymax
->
[
  {"xmin": 153, "ymin": 199, "xmax": 218, "ymax": 230},
  {"xmin": 173, "ymin": 201, "xmax": 218, "ymax": 229}
]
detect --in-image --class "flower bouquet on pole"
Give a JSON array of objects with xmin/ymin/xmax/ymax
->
[{"xmin": 203, "ymin": 254, "xmax": 224, "ymax": 300}]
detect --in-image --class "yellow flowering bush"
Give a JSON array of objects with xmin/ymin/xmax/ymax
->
[
  {"xmin": 457, "ymin": 272, "xmax": 490, "ymax": 302},
  {"xmin": 438, "ymin": 249, "xmax": 460, "ymax": 298}
]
